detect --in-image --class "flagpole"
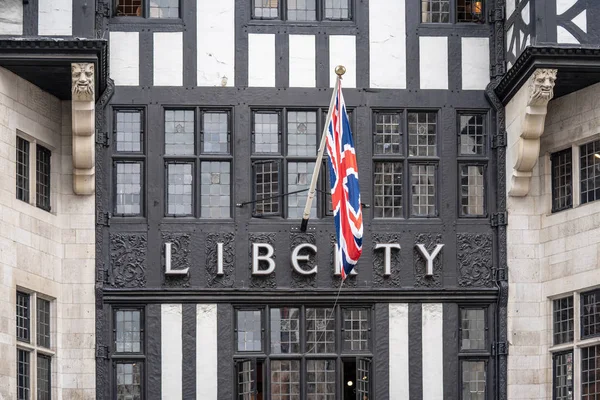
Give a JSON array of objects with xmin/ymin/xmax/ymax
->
[{"xmin": 300, "ymin": 65, "xmax": 346, "ymax": 232}]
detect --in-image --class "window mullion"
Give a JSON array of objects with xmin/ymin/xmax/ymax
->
[{"xmin": 572, "ymin": 144, "xmax": 581, "ymax": 207}]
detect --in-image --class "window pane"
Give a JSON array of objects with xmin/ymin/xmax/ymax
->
[
  {"xmin": 287, "ymin": 111, "xmax": 317, "ymax": 156},
  {"xmin": 202, "ymin": 112, "xmax": 229, "ymax": 154},
  {"xmin": 237, "ymin": 360, "xmax": 255, "ymax": 399},
  {"xmin": 343, "ymin": 308, "xmax": 369, "ymax": 351},
  {"xmin": 271, "ymin": 360, "xmax": 300, "ymax": 399},
  {"xmin": 253, "ymin": 112, "xmax": 280, "ymax": 154},
  {"xmin": 306, "ymin": 308, "xmax": 335, "ymax": 353},
  {"xmin": 553, "ymin": 351, "xmax": 573, "ymax": 400},
  {"xmin": 37, "ymin": 354, "xmax": 51, "ymax": 400},
  {"xmin": 116, "ymin": 0, "xmax": 142, "ymax": 16},
  {"xmin": 287, "ymin": 0, "xmax": 316, "ymax": 21},
  {"xmin": 253, "ymin": 161, "xmax": 280, "ymax": 215},
  {"xmin": 357, "ymin": 359, "xmax": 371, "ymax": 398},
  {"xmin": 582, "ymin": 289, "xmax": 600, "ymax": 339},
  {"xmin": 254, "ymin": 0, "xmax": 279, "ymax": 18},
  {"xmin": 165, "ymin": 110, "xmax": 195, "ymax": 155},
  {"xmin": 374, "ymin": 162, "xmax": 403, "ymax": 218},
  {"xmin": 16, "ymin": 137, "xmax": 29, "ymax": 203},
  {"xmin": 201, "ymin": 161, "xmax": 231, "ymax": 219},
  {"xmin": 462, "ymin": 361, "xmax": 486, "ymax": 400},
  {"xmin": 16, "ymin": 291, "xmax": 30, "ymax": 342},
  {"xmin": 237, "ymin": 310, "xmax": 262, "ymax": 351},
  {"xmin": 459, "ymin": 114, "xmax": 485, "ymax": 155},
  {"xmin": 37, "ymin": 298, "xmax": 51, "ymax": 348},
  {"xmin": 460, "ymin": 165, "xmax": 485, "ymax": 216},
  {"xmin": 410, "ymin": 164, "xmax": 436, "ymax": 217},
  {"xmin": 270, "ymin": 307, "xmax": 300, "ymax": 354},
  {"xmin": 457, "ymin": 0, "xmax": 484, "ymax": 22},
  {"xmin": 36, "ymin": 145, "xmax": 51, "ymax": 211},
  {"xmin": 116, "ymin": 363, "xmax": 142, "ymax": 400},
  {"xmin": 460, "ymin": 309, "xmax": 486, "ymax": 350},
  {"xmin": 324, "ymin": 0, "xmax": 350, "ymax": 20},
  {"xmin": 116, "ymin": 310, "xmax": 142, "ymax": 353},
  {"xmin": 374, "ymin": 113, "xmax": 402, "ymax": 155},
  {"xmin": 17, "ymin": 349, "xmax": 30, "ymax": 400},
  {"xmin": 408, "ymin": 112, "xmax": 437, "ymax": 156},
  {"xmin": 287, "ymin": 161, "xmax": 316, "ymax": 219},
  {"xmin": 422, "ymin": 0, "xmax": 450, "ymax": 22},
  {"xmin": 307, "ymin": 360, "xmax": 335, "ymax": 399},
  {"xmin": 553, "ymin": 296, "xmax": 574, "ymax": 345},
  {"xmin": 116, "ymin": 111, "xmax": 143, "ymax": 152},
  {"xmin": 551, "ymin": 148, "xmax": 573, "ymax": 212},
  {"xmin": 582, "ymin": 345, "xmax": 600, "ymax": 400},
  {"xmin": 167, "ymin": 163, "xmax": 193, "ymax": 216},
  {"xmin": 580, "ymin": 140, "xmax": 600, "ymax": 205},
  {"xmin": 115, "ymin": 162, "xmax": 142, "ymax": 216},
  {"xmin": 150, "ymin": 0, "xmax": 179, "ymax": 18}
]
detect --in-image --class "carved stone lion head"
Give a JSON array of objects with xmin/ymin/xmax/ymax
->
[
  {"xmin": 71, "ymin": 63, "xmax": 94, "ymax": 100},
  {"xmin": 529, "ymin": 68, "xmax": 557, "ymax": 106}
]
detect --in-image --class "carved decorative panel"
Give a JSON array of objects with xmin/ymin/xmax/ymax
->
[
  {"xmin": 290, "ymin": 233, "xmax": 317, "ymax": 288},
  {"xmin": 414, "ymin": 233, "xmax": 442, "ymax": 288},
  {"xmin": 372, "ymin": 233, "xmax": 402, "ymax": 287},
  {"xmin": 249, "ymin": 233, "xmax": 277, "ymax": 289},
  {"xmin": 206, "ymin": 232, "xmax": 235, "ymax": 288},
  {"xmin": 457, "ymin": 233, "xmax": 494, "ymax": 287},
  {"xmin": 109, "ymin": 233, "xmax": 147, "ymax": 288},
  {"xmin": 330, "ymin": 234, "xmax": 357, "ymax": 288},
  {"xmin": 161, "ymin": 232, "xmax": 191, "ymax": 288}
]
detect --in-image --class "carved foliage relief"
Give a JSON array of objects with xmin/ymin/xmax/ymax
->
[
  {"xmin": 372, "ymin": 233, "xmax": 402, "ymax": 287},
  {"xmin": 414, "ymin": 233, "xmax": 442, "ymax": 288},
  {"xmin": 457, "ymin": 233, "xmax": 494, "ymax": 287},
  {"xmin": 249, "ymin": 233, "xmax": 277, "ymax": 289},
  {"xmin": 109, "ymin": 233, "xmax": 147, "ymax": 288},
  {"xmin": 290, "ymin": 233, "xmax": 317, "ymax": 288},
  {"xmin": 161, "ymin": 232, "xmax": 191, "ymax": 288},
  {"xmin": 206, "ymin": 232, "xmax": 235, "ymax": 288}
]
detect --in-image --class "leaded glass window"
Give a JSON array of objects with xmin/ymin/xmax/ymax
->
[
  {"xmin": 271, "ymin": 307, "xmax": 300, "ymax": 354},
  {"xmin": 324, "ymin": 0, "xmax": 350, "ymax": 20},
  {"xmin": 460, "ymin": 165, "xmax": 485, "ymax": 217},
  {"xmin": 408, "ymin": 112, "xmax": 437, "ymax": 157},
  {"xmin": 306, "ymin": 307, "xmax": 335, "ymax": 353},
  {"xmin": 201, "ymin": 161, "xmax": 231, "ymax": 219},
  {"xmin": 165, "ymin": 110, "xmax": 195, "ymax": 155},
  {"xmin": 166, "ymin": 163, "xmax": 193, "ymax": 216},
  {"xmin": 150, "ymin": 0, "xmax": 179, "ymax": 18},
  {"xmin": 254, "ymin": 0, "xmax": 280, "ymax": 19},
  {"xmin": 271, "ymin": 360, "xmax": 300, "ymax": 399},
  {"xmin": 374, "ymin": 162, "xmax": 403, "ymax": 218},
  {"xmin": 115, "ymin": 309, "xmax": 143, "ymax": 353},
  {"xmin": 374, "ymin": 112, "xmax": 402, "ymax": 155},
  {"xmin": 459, "ymin": 114, "xmax": 486, "ymax": 155},
  {"xmin": 343, "ymin": 308, "xmax": 369, "ymax": 351},
  {"xmin": 422, "ymin": 0, "xmax": 450, "ymax": 23},
  {"xmin": 306, "ymin": 360, "xmax": 335, "ymax": 399},
  {"xmin": 288, "ymin": 161, "xmax": 316, "ymax": 219},
  {"xmin": 115, "ymin": 162, "xmax": 142, "ymax": 216},
  {"xmin": 237, "ymin": 310, "xmax": 263, "ymax": 352},
  {"xmin": 253, "ymin": 160, "xmax": 281, "ymax": 215},
  {"xmin": 252, "ymin": 0, "xmax": 351, "ymax": 21},
  {"xmin": 410, "ymin": 164, "xmax": 436, "ymax": 217},
  {"xmin": 116, "ymin": 362, "xmax": 142, "ymax": 400},
  {"xmin": 461, "ymin": 361, "xmax": 486, "ymax": 400},
  {"xmin": 287, "ymin": 0, "xmax": 317, "ymax": 21},
  {"xmin": 202, "ymin": 112, "xmax": 229, "ymax": 154},
  {"xmin": 16, "ymin": 137, "xmax": 29, "ymax": 203},
  {"xmin": 457, "ymin": 0, "xmax": 484, "ymax": 22},
  {"xmin": 460, "ymin": 308, "xmax": 486, "ymax": 351},
  {"xmin": 554, "ymin": 296, "xmax": 574, "ymax": 345},
  {"xmin": 552, "ymin": 148, "xmax": 573, "ymax": 212},
  {"xmin": 116, "ymin": 110, "xmax": 143, "ymax": 153},
  {"xmin": 116, "ymin": 0, "xmax": 142, "ymax": 16}
]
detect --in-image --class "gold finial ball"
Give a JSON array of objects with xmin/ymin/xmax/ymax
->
[{"xmin": 335, "ymin": 65, "xmax": 346, "ymax": 76}]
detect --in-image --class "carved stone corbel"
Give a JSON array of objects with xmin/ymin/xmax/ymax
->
[
  {"xmin": 508, "ymin": 68, "xmax": 557, "ymax": 196},
  {"xmin": 71, "ymin": 63, "xmax": 96, "ymax": 195}
]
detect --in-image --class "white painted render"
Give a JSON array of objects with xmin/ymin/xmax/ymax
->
[
  {"xmin": 0, "ymin": 0, "xmax": 23, "ymax": 35},
  {"xmin": 557, "ymin": 26, "xmax": 580, "ymax": 44},
  {"xmin": 419, "ymin": 37, "xmax": 448, "ymax": 90},
  {"xmin": 154, "ymin": 32, "xmax": 183, "ymax": 86},
  {"xmin": 289, "ymin": 35, "xmax": 316, "ymax": 88},
  {"xmin": 557, "ymin": 0, "xmax": 578, "ymax": 15},
  {"xmin": 161, "ymin": 304, "xmax": 183, "ymax": 400},
  {"xmin": 369, "ymin": 0, "xmax": 406, "ymax": 89},
  {"xmin": 248, "ymin": 33, "xmax": 276, "ymax": 87},
  {"xmin": 197, "ymin": 0, "xmax": 235, "ymax": 87},
  {"xmin": 329, "ymin": 35, "xmax": 356, "ymax": 88},
  {"xmin": 110, "ymin": 32, "xmax": 140, "ymax": 86},
  {"xmin": 422, "ymin": 303, "xmax": 443, "ymax": 400},
  {"xmin": 196, "ymin": 304, "xmax": 218, "ymax": 399},
  {"xmin": 38, "ymin": 0, "xmax": 72, "ymax": 36},
  {"xmin": 389, "ymin": 303, "xmax": 410, "ymax": 400},
  {"xmin": 461, "ymin": 37, "xmax": 490, "ymax": 90}
]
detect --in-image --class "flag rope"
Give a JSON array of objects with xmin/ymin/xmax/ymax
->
[{"xmin": 305, "ymin": 278, "xmax": 344, "ymax": 354}]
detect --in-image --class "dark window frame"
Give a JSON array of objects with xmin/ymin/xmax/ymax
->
[
  {"xmin": 580, "ymin": 139, "xmax": 600, "ymax": 206},
  {"xmin": 113, "ymin": 108, "xmax": 145, "ymax": 155},
  {"xmin": 17, "ymin": 348, "xmax": 30, "ymax": 400},
  {"xmin": 35, "ymin": 144, "xmax": 51, "ymax": 212},
  {"xmin": 16, "ymin": 136, "xmax": 30, "ymax": 203},
  {"xmin": 37, "ymin": 353, "xmax": 52, "ymax": 400},
  {"xmin": 460, "ymin": 358, "xmax": 489, "ymax": 400},
  {"xmin": 250, "ymin": 0, "xmax": 354, "ymax": 22},
  {"xmin": 112, "ymin": 308, "xmax": 146, "ymax": 355},
  {"xmin": 113, "ymin": 360, "xmax": 145, "ymax": 400},
  {"xmin": 111, "ymin": 306, "xmax": 146, "ymax": 400},
  {"xmin": 552, "ymin": 350, "xmax": 573, "ymax": 400},
  {"xmin": 113, "ymin": 160, "xmax": 145, "ymax": 217},
  {"xmin": 581, "ymin": 344, "xmax": 600, "ymax": 399},
  {"xmin": 459, "ymin": 307, "xmax": 488, "ymax": 353},
  {"xmin": 162, "ymin": 107, "xmax": 234, "ymax": 219},
  {"xmin": 113, "ymin": 0, "xmax": 182, "ymax": 20},
  {"xmin": 581, "ymin": 289, "xmax": 600, "ymax": 340},
  {"xmin": 233, "ymin": 304, "xmax": 373, "ymax": 399},
  {"xmin": 551, "ymin": 147, "xmax": 573, "ymax": 213},
  {"xmin": 420, "ymin": 0, "xmax": 486, "ymax": 24},
  {"xmin": 458, "ymin": 305, "xmax": 492, "ymax": 400},
  {"xmin": 553, "ymin": 295, "xmax": 574, "ymax": 345}
]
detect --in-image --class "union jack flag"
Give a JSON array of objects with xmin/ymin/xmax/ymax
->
[{"xmin": 325, "ymin": 80, "xmax": 363, "ymax": 280}]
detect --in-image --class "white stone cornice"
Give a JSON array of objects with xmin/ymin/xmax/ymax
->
[
  {"xmin": 508, "ymin": 68, "xmax": 557, "ymax": 197},
  {"xmin": 71, "ymin": 63, "xmax": 95, "ymax": 195}
]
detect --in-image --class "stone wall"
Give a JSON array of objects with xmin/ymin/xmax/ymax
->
[
  {"xmin": 0, "ymin": 66, "xmax": 95, "ymax": 399},
  {"xmin": 507, "ymin": 80, "xmax": 600, "ymax": 398}
]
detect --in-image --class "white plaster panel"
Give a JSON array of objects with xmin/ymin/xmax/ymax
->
[
  {"xmin": 38, "ymin": 0, "xmax": 72, "ymax": 36},
  {"xmin": 557, "ymin": 0, "xmax": 577, "ymax": 15},
  {"xmin": 422, "ymin": 303, "xmax": 443, "ymax": 400},
  {"xmin": 521, "ymin": 2, "xmax": 530, "ymax": 24},
  {"xmin": 369, "ymin": 0, "xmax": 406, "ymax": 89},
  {"xmin": 153, "ymin": 32, "xmax": 183, "ymax": 86},
  {"xmin": 461, "ymin": 38, "xmax": 490, "ymax": 90},
  {"xmin": 197, "ymin": 0, "xmax": 235, "ymax": 87},
  {"xmin": 0, "ymin": 0, "xmax": 23, "ymax": 35},
  {"xmin": 161, "ymin": 304, "xmax": 183, "ymax": 400},
  {"xmin": 110, "ymin": 32, "xmax": 140, "ymax": 86},
  {"xmin": 557, "ymin": 26, "xmax": 579, "ymax": 43},
  {"xmin": 196, "ymin": 304, "xmax": 218, "ymax": 399},
  {"xmin": 572, "ymin": 10, "xmax": 587, "ymax": 32},
  {"xmin": 419, "ymin": 37, "xmax": 448, "ymax": 90},
  {"xmin": 248, "ymin": 34, "xmax": 275, "ymax": 87},
  {"xmin": 389, "ymin": 303, "xmax": 409, "ymax": 400},
  {"xmin": 289, "ymin": 35, "xmax": 316, "ymax": 88},
  {"xmin": 506, "ymin": 0, "xmax": 516, "ymax": 18},
  {"xmin": 329, "ymin": 35, "xmax": 356, "ymax": 88}
]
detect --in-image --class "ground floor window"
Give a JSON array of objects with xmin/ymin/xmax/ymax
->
[{"xmin": 235, "ymin": 305, "xmax": 372, "ymax": 399}]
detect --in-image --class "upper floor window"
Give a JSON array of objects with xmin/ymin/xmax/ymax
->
[
  {"xmin": 580, "ymin": 140, "xmax": 600, "ymax": 205},
  {"xmin": 458, "ymin": 113, "xmax": 488, "ymax": 218},
  {"xmin": 421, "ymin": 0, "xmax": 484, "ymax": 23},
  {"xmin": 15, "ymin": 135, "xmax": 52, "ymax": 213},
  {"xmin": 551, "ymin": 148, "xmax": 573, "ymax": 212},
  {"xmin": 115, "ymin": 0, "xmax": 180, "ymax": 18},
  {"xmin": 252, "ymin": 0, "xmax": 352, "ymax": 21}
]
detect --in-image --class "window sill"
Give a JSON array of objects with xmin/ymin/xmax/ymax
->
[{"xmin": 247, "ymin": 19, "xmax": 356, "ymax": 28}]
